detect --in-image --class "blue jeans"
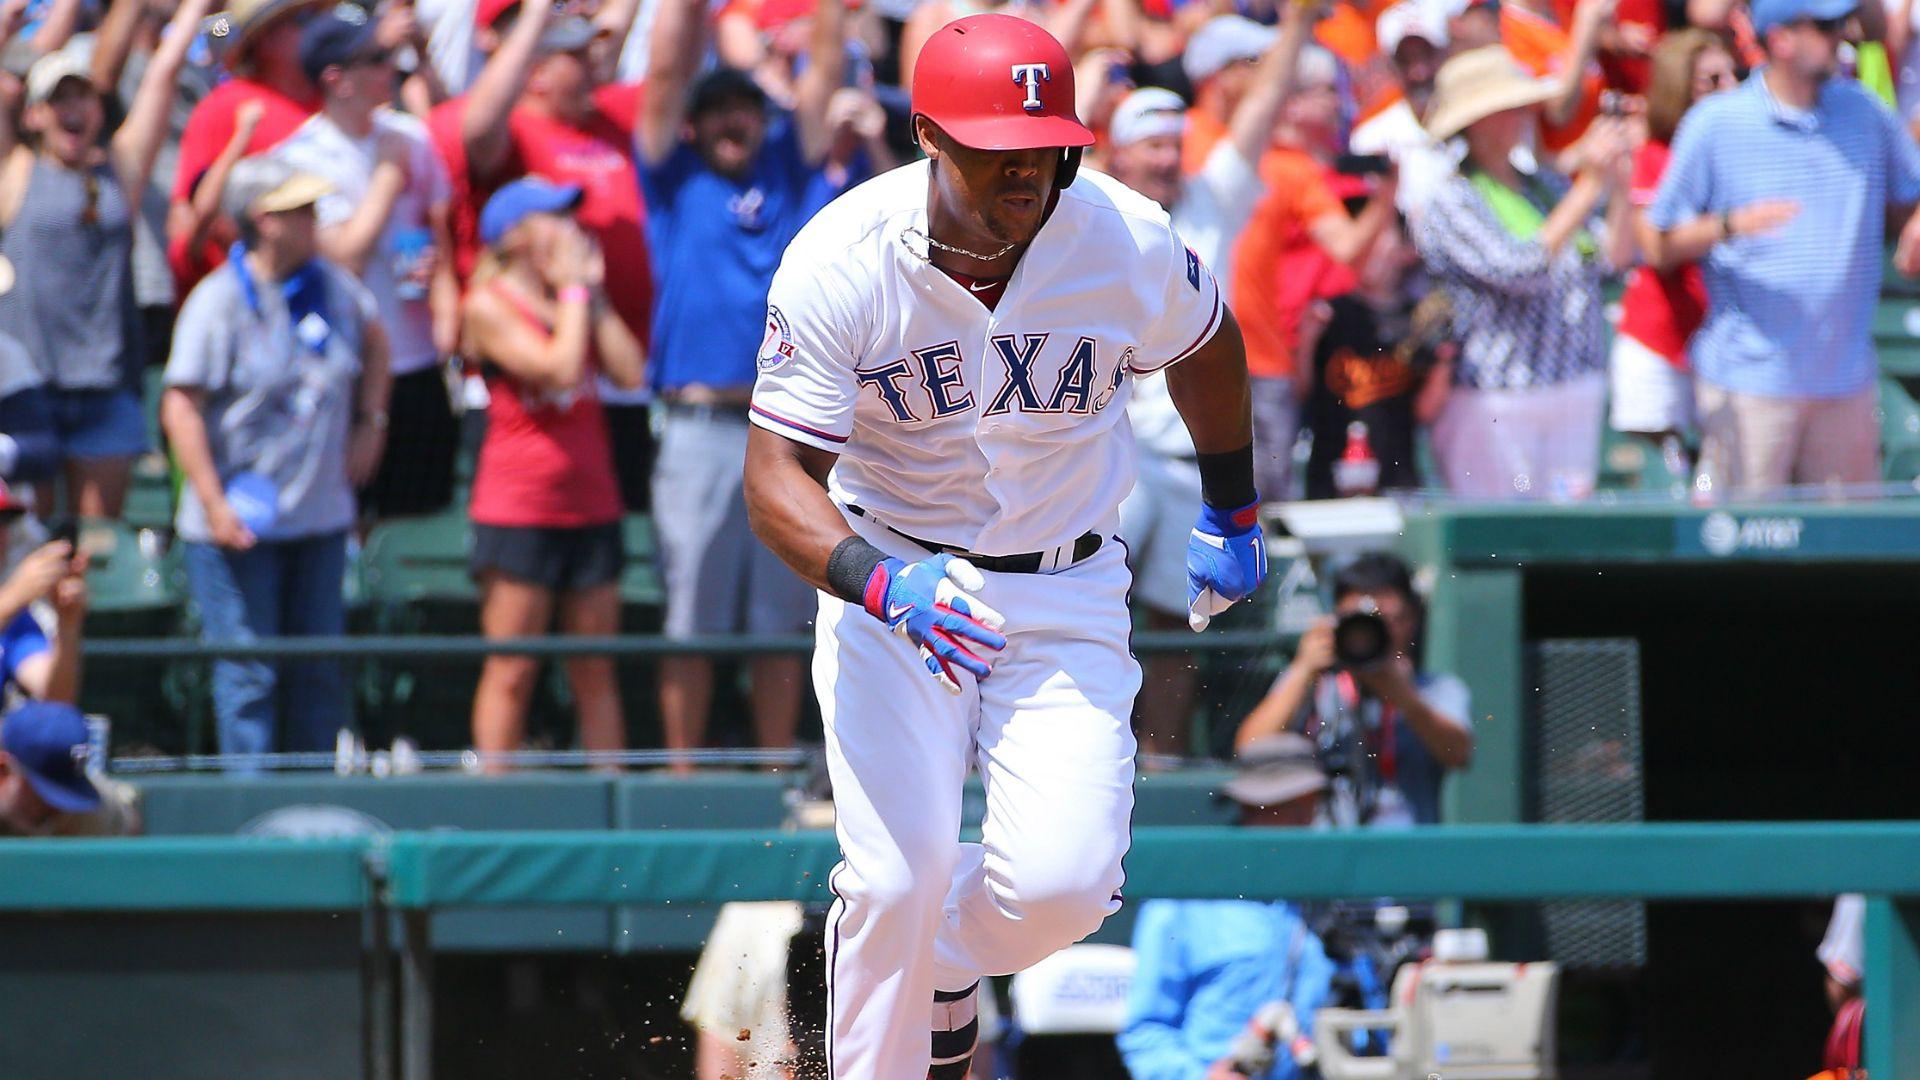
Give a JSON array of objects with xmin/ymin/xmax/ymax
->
[
  {"xmin": 0, "ymin": 385, "xmax": 60, "ymax": 482},
  {"xmin": 183, "ymin": 532, "xmax": 350, "ymax": 768}
]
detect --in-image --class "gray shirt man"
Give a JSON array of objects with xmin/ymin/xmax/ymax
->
[{"xmin": 164, "ymin": 259, "xmax": 377, "ymax": 544}]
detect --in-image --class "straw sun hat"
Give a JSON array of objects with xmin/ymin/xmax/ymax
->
[{"xmin": 1421, "ymin": 45, "xmax": 1558, "ymax": 141}]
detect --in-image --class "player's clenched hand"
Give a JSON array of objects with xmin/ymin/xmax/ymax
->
[
  {"xmin": 1186, "ymin": 500, "xmax": 1266, "ymax": 632},
  {"xmin": 861, "ymin": 553, "xmax": 1008, "ymax": 694}
]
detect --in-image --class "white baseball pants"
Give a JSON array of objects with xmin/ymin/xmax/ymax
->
[{"xmin": 815, "ymin": 511, "xmax": 1139, "ymax": 1079}]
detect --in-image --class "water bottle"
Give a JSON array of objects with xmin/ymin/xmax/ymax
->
[
  {"xmin": 390, "ymin": 226, "xmax": 433, "ymax": 301},
  {"xmin": 83, "ymin": 714, "xmax": 110, "ymax": 777},
  {"xmin": 1332, "ymin": 421, "xmax": 1381, "ymax": 498}
]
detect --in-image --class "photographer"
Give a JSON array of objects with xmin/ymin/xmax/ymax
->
[
  {"xmin": 1119, "ymin": 735, "xmax": 1335, "ymax": 1080},
  {"xmin": 1233, "ymin": 553, "xmax": 1472, "ymax": 827}
]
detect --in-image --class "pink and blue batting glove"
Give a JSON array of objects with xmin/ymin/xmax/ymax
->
[
  {"xmin": 1186, "ymin": 499, "xmax": 1266, "ymax": 631},
  {"xmin": 863, "ymin": 553, "xmax": 1008, "ymax": 694}
]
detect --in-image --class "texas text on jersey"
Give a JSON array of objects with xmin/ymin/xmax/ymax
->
[{"xmin": 748, "ymin": 160, "xmax": 1223, "ymax": 557}]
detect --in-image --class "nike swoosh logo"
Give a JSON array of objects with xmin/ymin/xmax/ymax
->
[
  {"xmin": 888, "ymin": 602, "xmax": 913, "ymax": 620},
  {"xmin": 969, "ymin": 281, "xmax": 997, "ymax": 292}
]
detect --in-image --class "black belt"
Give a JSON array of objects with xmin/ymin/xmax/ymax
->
[
  {"xmin": 846, "ymin": 505, "xmax": 1103, "ymax": 574},
  {"xmin": 661, "ymin": 399, "xmax": 751, "ymax": 417}
]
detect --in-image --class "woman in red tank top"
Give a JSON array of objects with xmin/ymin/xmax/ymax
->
[{"xmin": 460, "ymin": 179, "xmax": 645, "ymax": 770}]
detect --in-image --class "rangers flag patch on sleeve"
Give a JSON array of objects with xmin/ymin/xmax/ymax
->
[
  {"xmin": 758, "ymin": 306, "xmax": 796, "ymax": 371},
  {"xmin": 1184, "ymin": 247, "xmax": 1202, "ymax": 291}
]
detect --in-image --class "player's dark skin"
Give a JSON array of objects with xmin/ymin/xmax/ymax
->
[{"xmin": 744, "ymin": 119, "xmax": 1255, "ymax": 596}]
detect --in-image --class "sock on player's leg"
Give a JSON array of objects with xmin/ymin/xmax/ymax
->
[{"xmin": 929, "ymin": 981, "xmax": 980, "ymax": 1079}]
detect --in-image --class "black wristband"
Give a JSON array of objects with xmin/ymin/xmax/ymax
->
[
  {"xmin": 825, "ymin": 535, "xmax": 890, "ymax": 606},
  {"xmin": 1196, "ymin": 443, "xmax": 1258, "ymax": 509}
]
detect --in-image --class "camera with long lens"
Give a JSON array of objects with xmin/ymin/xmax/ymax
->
[{"xmin": 1332, "ymin": 597, "xmax": 1391, "ymax": 670}]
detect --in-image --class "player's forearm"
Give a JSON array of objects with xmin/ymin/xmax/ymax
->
[
  {"xmin": 1165, "ymin": 311, "xmax": 1252, "ymax": 456},
  {"xmin": 743, "ymin": 427, "xmax": 851, "ymax": 593}
]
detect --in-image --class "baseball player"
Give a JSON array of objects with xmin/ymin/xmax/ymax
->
[{"xmin": 741, "ymin": 14, "xmax": 1265, "ymax": 1078}]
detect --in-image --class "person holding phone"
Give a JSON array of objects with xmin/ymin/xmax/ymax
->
[{"xmin": 0, "ymin": 484, "xmax": 86, "ymax": 706}]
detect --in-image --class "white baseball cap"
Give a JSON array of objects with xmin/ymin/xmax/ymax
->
[
  {"xmin": 1182, "ymin": 15, "xmax": 1277, "ymax": 85},
  {"xmin": 1108, "ymin": 87, "xmax": 1188, "ymax": 147},
  {"xmin": 1376, "ymin": 0, "xmax": 1450, "ymax": 56},
  {"xmin": 25, "ymin": 41, "xmax": 94, "ymax": 107},
  {"xmin": 1294, "ymin": 43, "xmax": 1340, "ymax": 90}
]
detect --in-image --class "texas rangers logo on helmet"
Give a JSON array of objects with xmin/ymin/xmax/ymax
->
[{"xmin": 1010, "ymin": 63, "xmax": 1051, "ymax": 111}]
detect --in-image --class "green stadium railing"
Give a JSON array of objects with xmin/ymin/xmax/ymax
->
[
  {"xmin": 372, "ymin": 822, "xmax": 1920, "ymax": 1080},
  {"xmin": 83, "ymin": 629, "xmax": 1284, "ymax": 660},
  {"xmin": 0, "ymin": 836, "xmax": 370, "ymax": 910},
  {"xmin": 0, "ymin": 825, "xmax": 1913, "ymax": 1076}
]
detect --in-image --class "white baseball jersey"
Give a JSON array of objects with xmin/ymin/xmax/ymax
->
[{"xmin": 748, "ymin": 160, "xmax": 1224, "ymax": 556}]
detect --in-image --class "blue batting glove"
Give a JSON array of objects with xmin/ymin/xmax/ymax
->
[
  {"xmin": 1186, "ymin": 499, "xmax": 1266, "ymax": 632},
  {"xmin": 862, "ymin": 553, "xmax": 1009, "ymax": 694}
]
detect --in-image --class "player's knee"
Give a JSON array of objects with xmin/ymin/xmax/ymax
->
[
  {"xmin": 1007, "ymin": 873, "xmax": 1120, "ymax": 953},
  {"xmin": 848, "ymin": 857, "xmax": 948, "ymax": 917}
]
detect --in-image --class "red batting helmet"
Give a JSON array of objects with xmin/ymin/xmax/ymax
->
[{"xmin": 911, "ymin": 14, "xmax": 1095, "ymax": 153}]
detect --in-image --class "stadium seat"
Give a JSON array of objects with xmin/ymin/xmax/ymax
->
[
  {"xmin": 357, "ymin": 511, "xmax": 478, "ymax": 630},
  {"xmin": 1880, "ymin": 376, "xmax": 1920, "ymax": 484},
  {"xmin": 618, "ymin": 513, "xmax": 664, "ymax": 614},
  {"xmin": 73, "ymin": 518, "xmax": 189, "ymax": 754},
  {"xmin": 121, "ymin": 456, "xmax": 176, "ymax": 533},
  {"xmin": 356, "ymin": 511, "xmax": 480, "ymax": 748},
  {"xmin": 77, "ymin": 519, "xmax": 180, "ymax": 621},
  {"xmin": 1873, "ymin": 295, "xmax": 1920, "ymax": 383},
  {"xmin": 1598, "ymin": 424, "xmax": 1687, "ymax": 494},
  {"xmin": 355, "ymin": 512, "xmax": 671, "ymax": 750}
]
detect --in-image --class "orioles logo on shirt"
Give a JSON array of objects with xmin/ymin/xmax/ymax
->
[
  {"xmin": 758, "ymin": 306, "xmax": 796, "ymax": 371},
  {"xmin": 856, "ymin": 335, "xmax": 1127, "ymax": 422}
]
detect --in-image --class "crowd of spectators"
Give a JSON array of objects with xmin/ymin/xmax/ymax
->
[{"xmin": 0, "ymin": 0, "xmax": 1916, "ymax": 768}]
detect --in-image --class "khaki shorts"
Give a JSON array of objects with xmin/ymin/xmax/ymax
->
[{"xmin": 1693, "ymin": 382, "xmax": 1879, "ymax": 497}]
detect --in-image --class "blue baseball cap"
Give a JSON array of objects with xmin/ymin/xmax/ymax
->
[
  {"xmin": 298, "ymin": 2, "xmax": 382, "ymax": 86},
  {"xmin": 478, "ymin": 178, "xmax": 584, "ymax": 247},
  {"xmin": 1751, "ymin": 0, "xmax": 1855, "ymax": 34},
  {"xmin": 2, "ymin": 701, "xmax": 100, "ymax": 814}
]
